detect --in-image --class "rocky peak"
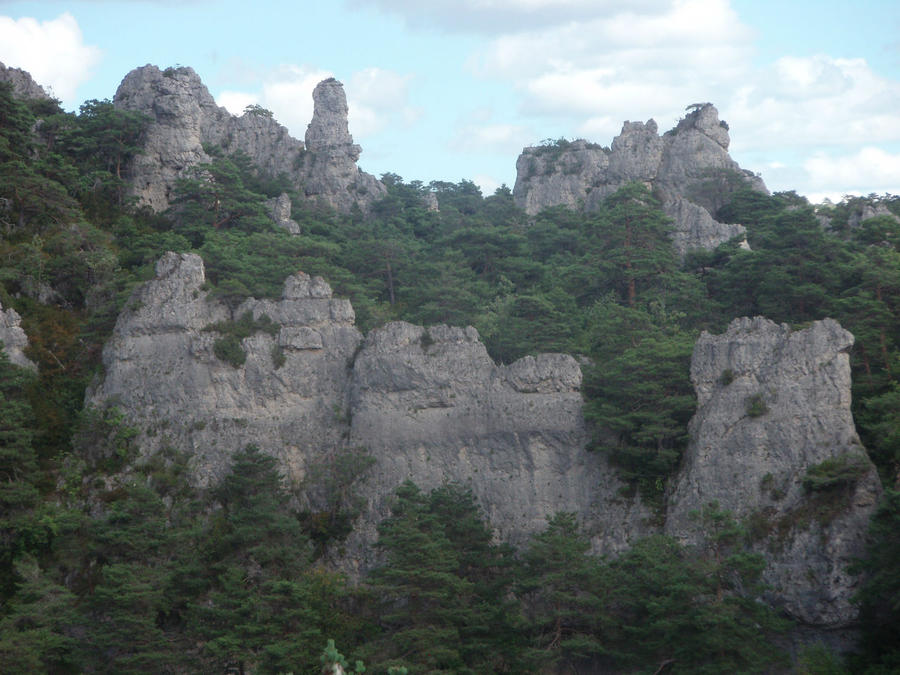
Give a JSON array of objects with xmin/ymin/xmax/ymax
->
[
  {"xmin": 113, "ymin": 65, "xmax": 384, "ymax": 214},
  {"xmin": 669, "ymin": 103, "xmax": 730, "ymax": 149},
  {"xmin": 0, "ymin": 61, "xmax": 51, "ymax": 100},
  {"xmin": 666, "ymin": 317, "xmax": 881, "ymax": 626},
  {"xmin": 513, "ymin": 102, "xmax": 766, "ymax": 256},
  {"xmin": 300, "ymin": 78, "xmax": 385, "ymax": 211},
  {"xmin": 305, "ymin": 78, "xmax": 358, "ymax": 158},
  {"xmin": 0, "ymin": 300, "xmax": 37, "ymax": 371}
]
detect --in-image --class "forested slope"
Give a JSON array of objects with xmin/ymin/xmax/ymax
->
[{"xmin": 1, "ymin": 76, "xmax": 900, "ymax": 673}]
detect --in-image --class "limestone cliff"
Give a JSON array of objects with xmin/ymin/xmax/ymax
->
[
  {"xmin": 513, "ymin": 104, "xmax": 766, "ymax": 256},
  {"xmin": 88, "ymin": 253, "xmax": 652, "ymax": 560},
  {"xmin": 666, "ymin": 317, "xmax": 881, "ymax": 626},
  {"xmin": 345, "ymin": 320, "xmax": 651, "ymax": 568},
  {"xmin": 113, "ymin": 65, "xmax": 385, "ymax": 214},
  {"xmin": 88, "ymin": 254, "xmax": 880, "ymax": 630},
  {"xmin": 86, "ymin": 252, "xmax": 361, "ymax": 485},
  {"xmin": 0, "ymin": 300, "xmax": 36, "ymax": 370}
]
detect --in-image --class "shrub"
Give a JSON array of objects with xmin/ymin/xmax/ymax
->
[
  {"xmin": 213, "ymin": 334, "xmax": 246, "ymax": 367},
  {"xmin": 745, "ymin": 393, "xmax": 768, "ymax": 418},
  {"xmin": 803, "ymin": 454, "xmax": 869, "ymax": 493}
]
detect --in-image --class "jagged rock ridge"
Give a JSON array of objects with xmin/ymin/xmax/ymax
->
[
  {"xmin": 513, "ymin": 104, "xmax": 766, "ymax": 256},
  {"xmin": 113, "ymin": 65, "xmax": 385, "ymax": 214},
  {"xmin": 666, "ymin": 317, "xmax": 881, "ymax": 626}
]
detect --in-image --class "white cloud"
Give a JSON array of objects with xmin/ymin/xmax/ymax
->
[
  {"xmin": 451, "ymin": 118, "xmax": 533, "ymax": 154},
  {"xmin": 801, "ymin": 147, "xmax": 900, "ymax": 203},
  {"xmin": 725, "ymin": 56, "xmax": 900, "ymax": 153},
  {"xmin": 470, "ymin": 0, "xmax": 754, "ymax": 138},
  {"xmin": 473, "ymin": 173, "xmax": 502, "ymax": 195},
  {"xmin": 349, "ymin": 0, "xmax": 669, "ymax": 33},
  {"xmin": 347, "ymin": 67, "xmax": 420, "ymax": 137},
  {"xmin": 216, "ymin": 90, "xmax": 259, "ymax": 116},
  {"xmin": 0, "ymin": 13, "xmax": 101, "ymax": 104},
  {"xmin": 260, "ymin": 64, "xmax": 334, "ymax": 137},
  {"xmin": 214, "ymin": 64, "xmax": 417, "ymax": 142}
]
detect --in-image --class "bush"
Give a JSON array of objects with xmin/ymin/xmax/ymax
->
[
  {"xmin": 803, "ymin": 454, "xmax": 869, "ymax": 493},
  {"xmin": 213, "ymin": 334, "xmax": 246, "ymax": 367},
  {"xmin": 205, "ymin": 311, "xmax": 280, "ymax": 368},
  {"xmin": 745, "ymin": 393, "xmax": 768, "ymax": 418}
]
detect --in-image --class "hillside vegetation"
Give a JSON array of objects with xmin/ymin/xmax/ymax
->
[{"xmin": 1, "ymin": 81, "xmax": 899, "ymax": 672}]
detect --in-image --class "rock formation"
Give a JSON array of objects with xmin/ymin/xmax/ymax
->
[
  {"xmin": 666, "ymin": 317, "xmax": 881, "ymax": 626},
  {"xmin": 300, "ymin": 78, "xmax": 387, "ymax": 212},
  {"xmin": 87, "ymin": 252, "xmax": 652, "ymax": 563},
  {"xmin": 346, "ymin": 320, "xmax": 651, "ymax": 568},
  {"xmin": 513, "ymin": 104, "xmax": 766, "ymax": 256},
  {"xmin": 0, "ymin": 300, "xmax": 36, "ymax": 370},
  {"xmin": 0, "ymin": 61, "xmax": 50, "ymax": 100},
  {"xmin": 113, "ymin": 65, "xmax": 384, "ymax": 214},
  {"xmin": 266, "ymin": 192, "xmax": 301, "ymax": 235},
  {"xmin": 86, "ymin": 252, "xmax": 361, "ymax": 485},
  {"xmin": 87, "ymin": 253, "xmax": 881, "ymax": 630}
]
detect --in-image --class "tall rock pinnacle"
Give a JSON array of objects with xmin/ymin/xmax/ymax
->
[
  {"xmin": 305, "ymin": 78, "xmax": 359, "ymax": 159},
  {"xmin": 113, "ymin": 65, "xmax": 384, "ymax": 214},
  {"xmin": 300, "ymin": 77, "xmax": 385, "ymax": 211}
]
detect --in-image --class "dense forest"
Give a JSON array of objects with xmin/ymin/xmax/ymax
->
[{"xmin": 1, "ymin": 80, "xmax": 900, "ymax": 673}]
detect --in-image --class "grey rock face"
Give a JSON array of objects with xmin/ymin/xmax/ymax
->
[
  {"xmin": 266, "ymin": 193, "xmax": 301, "ymax": 235},
  {"xmin": 666, "ymin": 317, "xmax": 881, "ymax": 626},
  {"xmin": 301, "ymin": 78, "xmax": 386, "ymax": 212},
  {"xmin": 89, "ymin": 257, "xmax": 879, "ymax": 630},
  {"xmin": 0, "ymin": 300, "xmax": 36, "ymax": 371},
  {"xmin": 513, "ymin": 139, "xmax": 611, "ymax": 214},
  {"xmin": 0, "ymin": 61, "xmax": 50, "ymax": 100},
  {"xmin": 513, "ymin": 104, "xmax": 765, "ymax": 256},
  {"xmin": 86, "ymin": 252, "xmax": 362, "ymax": 486},
  {"xmin": 88, "ymin": 253, "xmax": 651, "ymax": 559},
  {"xmin": 113, "ymin": 65, "xmax": 383, "ymax": 214},
  {"xmin": 345, "ymin": 321, "xmax": 652, "ymax": 569}
]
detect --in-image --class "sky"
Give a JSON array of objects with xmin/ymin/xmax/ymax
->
[{"xmin": 0, "ymin": 0, "xmax": 898, "ymax": 203}]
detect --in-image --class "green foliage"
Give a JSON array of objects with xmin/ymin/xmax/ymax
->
[
  {"xmin": 244, "ymin": 103, "xmax": 274, "ymax": 118},
  {"xmin": 745, "ymin": 392, "xmax": 769, "ymax": 418},
  {"xmin": 365, "ymin": 481, "xmax": 524, "ymax": 674},
  {"xmin": 802, "ymin": 454, "xmax": 869, "ymax": 492},
  {"xmin": 852, "ymin": 489, "xmax": 900, "ymax": 671},
  {"xmin": 299, "ymin": 448, "xmax": 375, "ymax": 555},
  {"xmin": 72, "ymin": 405, "xmax": 140, "ymax": 472},
  {"xmin": 204, "ymin": 311, "xmax": 280, "ymax": 367},
  {"xmin": 320, "ymin": 638, "xmax": 366, "ymax": 674}
]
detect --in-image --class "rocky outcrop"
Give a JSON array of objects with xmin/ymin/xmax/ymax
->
[
  {"xmin": 266, "ymin": 192, "xmax": 301, "ymax": 235},
  {"xmin": 300, "ymin": 79, "xmax": 387, "ymax": 212},
  {"xmin": 666, "ymin": 317, "xmax": 881, "ymax": 626},
  {"xmin": 0, "ymin": 61, "xmax": 50, "ymax": 100},
  {"xmin": 345, "ymin": 321, "xmax": 651, "ymax": 569},
  {"xmin": 88, "ymin": 255, "xmax": 879, "ymax": 627},
  {"xmin": 113, "ymin": 65, "xmax": 384, "ymax": 214},
  {"xmin": 0, "ymin": 300, "xmax": 36, "ymax": 371},
  {"xmin": 88, "ymin": 253, "xmax": 651, "ymax": 558},
  {"xmin": 86, "ymin": 252, "xmax": 362, "ymax": 485},
  {"xmin": 513, "ymin": 104, "xmax": 765, "ymax": 256}
]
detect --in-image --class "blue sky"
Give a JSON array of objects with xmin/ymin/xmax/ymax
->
[{"xmin": 0, "ymin": 0, "xmax": 898, "ymax": 202}]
